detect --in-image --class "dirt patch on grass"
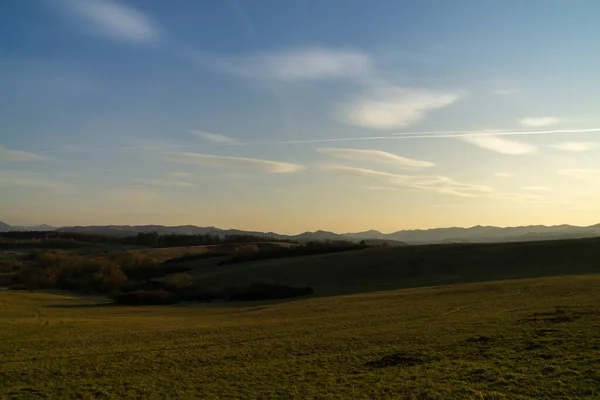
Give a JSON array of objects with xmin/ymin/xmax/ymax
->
[
  {"xmin": 521, "ymin": 307, "xmax": 597, "ymax": 324},
  {"xmin": 465, "ymin": 335, "xmax": 493, "ymax": 344},
  {"xmin": 365, "ymin": 351, "xmax": 429, "ymax": 368}
]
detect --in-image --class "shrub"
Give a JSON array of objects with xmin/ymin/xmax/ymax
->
[
  {"xmin": 15, "ymin": 267, "xmax": 56, "ymax": 289},
  {"xmin": 165, "ymin": 273, "xmax": 193, "ymax": 289},
  {"xmin": 13, "ymin": 252, "xmax": 128, "ymax": 293},
  {"xmin": 110, "ymin": 252, "xmax": 158, "ymax": 271},
  {"xmin": 163, "ymin": 251, "xmax": 229, "ymax": 264},
  {"xmin": 0, "ymin": 259, "xmax": 20, "ymax": 273},
  {"xmin": 91, "ymin": 261, "xmax": 127, "ymax": 293}
]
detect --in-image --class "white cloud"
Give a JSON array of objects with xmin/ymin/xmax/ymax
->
[
  {"xmin": 519, "ymin": 117, "xmax": 561, "ymax": 128},
  {"xmin": 0, "ymin": 170, "xmax": 71, "ymax": 191},
  {"xmin": 558, "ymin": 169, "xmax": 600, "ymax": 183},
  {"xmin": 165, "ymin": 152, "xmax": 305, "ymax": 173},
  {"xmin": 522, "ymin": 186, "xmax": 551, "ymax": 192},
  {"xmin": 0, "ymin": 146, "xmax": 49, "ymax": 162},
  {"xmin": 322, "ymin": 165, "xmax": 492, "ymax": 197},
  {"xmin": 193, "ymin": 46, "xmax": 372, "ymax": 81},
  {"xmin": 460, "ymin": 135, "xmax": 537, "ymax": 155},
  {"xmin": 494, "ymin": 172, "xmax": 513, "ymax": 178},
  {"xmin": 133, "ymin": 179, "xmax": 193, "ymax": 188},
  {"xmin": 59, "ymin": 0, "xmax": 162, "ymax": 43},
  {"xmin": 171, "ymin": 172, "xmax": 194, "ymax": 178},
  {"xmin": 338, "ymin": 87, "xmax": 460, "ymax": 130},
  {"xmin": 548, "ymin": 142, "xmax": 597, "ymax": 152},
  {"xmin": 317, "ymin": 147, "xmax": 434, "ymax": 168},
  {"xmin": 190, "ymin": 130, "xmax": 237, "ymax": 144}
]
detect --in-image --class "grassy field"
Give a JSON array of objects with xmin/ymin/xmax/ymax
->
[{"xmin": 2, "ymin": 274, "xmax": 600, "ymax": 399}]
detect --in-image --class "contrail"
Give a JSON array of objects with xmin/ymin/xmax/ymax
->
[
  {"xmin": 250, "ymin": 128, "xmax": 600, "ymax": 145},
  {"xmin": 39, "ymin": 127, "xmax": 600, "ymax": 153}
]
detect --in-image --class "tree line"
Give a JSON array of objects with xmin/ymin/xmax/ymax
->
[{"xmin": 0, "ymin": 231, "xmax": 294, "ymax": 248}]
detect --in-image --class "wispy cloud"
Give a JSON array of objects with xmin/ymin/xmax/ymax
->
[
  {"xmin": 322, "ymin": 165, "xmax": 397, "ymax": 179},
  {"xmin": 522, "ymin": 186, "xmax": 551, "ymax": 192},
  {"xmin": 317, "ymin": 147, "xmax": 434, "ymax": 168},
  {"xmin": 325, "ymin": 165, "xmax": 549, "ymax": 203},
  {"xmin": 241, "ymin": 127, "xmax": 600, "ymax": 146},
  {"xmin": 0, "ymin": 170, "xmax": 71, "ymax": 191},
  {"xmin": 322, "ymin": 165, "xmax": 491, "ymax": 197},
  {"xmin": 101, "ymin": 187, "xmax": 161, "ymax": 206},
  {"xmin": 171, "ymin": 172, "xmax": 195, "ymax": 178},
  {"xmin": 165, "ymin": 152, "xmax": 305, "ymax": 173},
  {"xmin": 58, "ymin": 0, "xmax": 162, "ymax": 43},
  {"xmin": 366, "ymin": 186, "xmax": 396, "ymax": 191},
  {"xmin": 338, "ymin": 87, "xmax": 460, "ymax": 130},
  {"xmin": 192, "ymin": 46, "xmax": 373, "ymax": 81},
  {"xmin": 548, "ymin": 142, "xmax": 597, "ymax": 152},
  {"xmin": 0, "ymin": 146, "xmax": 49, "ymax": 162},
  {"xmin": 494, "ymin": 172, "xmax": 514, "ymax": 178},
  {"xmin": 133, "ymin": 179, "xmax": 193, "ymax": 188},
  {"xmin": 190, "ymin": 130, "xmax": 237, "ymax": 144},
  {"xmin": 488, "ymin": 192, "xmax": 545, "ymax": 202},
  {"xmin": 460, "ymin": 135, "xmax": 537, "ymax": 155},
  {"xmin": 558, "ymin": 169, "xmax": 600, "ymax": 183},
  {"xmin": 519, "ymin": 117, "xmax": 561, "ymax": 128},
  {"xmin": 34, "ymin": 128, "xmax": 600, "ymax": 153}
]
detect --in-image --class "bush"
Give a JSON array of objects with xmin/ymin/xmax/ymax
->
[
  {"xmin": 163, "ymin": 251, "xmax": 229, "ymax": 264},
  {"xmin": 13, "ymin": 252, "xmax": 128, "ymax": 293},
  {"xmin": 110, "ymin": 252, "xmax": 158, "ymax": 271},
  {"xmin": 0, "ymin": 259, "xmax": 20, "ymax": 273},
  {"xmin": 113, "ymin": 290, "xmax": 179, "ymax": 305},
  {"xmin": 15, "ymin": 267, "xmax": 56, "ymax": 289},
  {"xmin": 91, "ymin": 261, "xmax": 127, "ymax": 293},
  {"xmin": 165, "ymin": 273, "xmax": 193, "ymax": 289}
]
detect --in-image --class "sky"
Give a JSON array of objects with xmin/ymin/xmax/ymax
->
[{"xmin": 2, "ymin": 0, "xmax": 600, "ymax": 234}]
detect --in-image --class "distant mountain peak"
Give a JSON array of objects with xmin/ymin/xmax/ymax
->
[{"xmin": 3, "ymin": 221, "xmax": 600, "ymax": 244}]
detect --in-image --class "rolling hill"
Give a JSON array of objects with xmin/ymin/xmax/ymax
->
[{"xmin": 185, "ymin": 237, "xmax": 600, "ymax": 297}]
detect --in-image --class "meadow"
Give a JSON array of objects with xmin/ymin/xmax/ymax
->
[
  {"xmin": 2, "ymin": 236, "xmax": 600, "ymax": 398},
  {"xmin": 2, "ymin": 274, "xmax": 600, "ymax": 399}
]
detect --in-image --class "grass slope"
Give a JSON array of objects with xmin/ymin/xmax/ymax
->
[
  {"xmin": 187, "ymin": 238, "xmax": 600, "ymax": 296},
  {"xmin": 2, "ymin": 275, "xmax": 600, "ymax": 399}
]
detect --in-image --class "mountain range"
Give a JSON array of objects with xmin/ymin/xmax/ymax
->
[{"xmin": 2, "ymin": 221, "xmax": 600, "ymax": 244}]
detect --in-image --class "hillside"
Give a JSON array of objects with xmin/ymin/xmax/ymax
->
[{"xmin": 186, "ymin": 237, "xmax": 600, "ymax": 296}]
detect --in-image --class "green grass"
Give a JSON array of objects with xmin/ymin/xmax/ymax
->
[{"xmin": 2, "ymin": 274, "xmax": 600, "ymax": 399}]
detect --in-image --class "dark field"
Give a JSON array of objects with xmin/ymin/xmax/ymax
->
[{"xmin": 186, "ymin": 237, "xmax": 600, "ymax": 296}]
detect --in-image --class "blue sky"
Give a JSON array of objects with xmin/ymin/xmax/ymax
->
[{"xmin": 2, "ymin": 0, "xmax": 600, "ymax": 233}]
